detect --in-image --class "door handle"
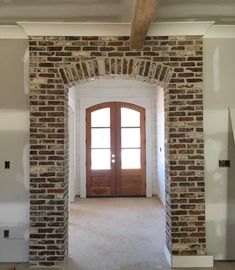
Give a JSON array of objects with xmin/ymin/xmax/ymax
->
[
  {"xmin": 112, "ymin": 159, "xmax": 115, "ymax": 163},
  {"xmin": 112, "ymin": 154, "xmax": 115, "ymax": 158}
]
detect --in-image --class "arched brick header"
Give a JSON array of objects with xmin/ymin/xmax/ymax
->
[{"xmin": 58, "ymin": 57, "xmax": 173, "ymax": 88}]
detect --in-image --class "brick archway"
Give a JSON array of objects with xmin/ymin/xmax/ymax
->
[
  {"xmin": 29, "ymin": 36, "xmax": 206, "ymax": 268},
  {"xmin": 58, "ymin": 57, "xmax": 173, "ymax": 88}
]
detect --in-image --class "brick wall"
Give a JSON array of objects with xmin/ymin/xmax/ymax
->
[{"xmin": 29, "ymin": 35, "xmax": 205, "ymax": 267}]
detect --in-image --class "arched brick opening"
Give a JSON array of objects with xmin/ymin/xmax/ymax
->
[
  {"xmin": 29, "ymin": 36, "xmax": 206, "ymax": 268},
  {"xmin": 58, "ymin": 57, "xmax": 173, "ymax": 88}
]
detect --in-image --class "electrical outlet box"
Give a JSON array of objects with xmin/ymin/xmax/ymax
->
[
  {"xmin": 4, "ymin": 229, "xmax": 9, "ymax": 238},
  {"xmin": 5, "ymin": 161, "xmax": 10, "ymax": 169},
  {"xmin": 219, "ymin": 160, "xmax": 231, "ymax": 168}
]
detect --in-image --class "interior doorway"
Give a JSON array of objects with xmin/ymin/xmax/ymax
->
[
  {"xmin": 68, "ymin": 79, "xmax": 165, "ymax": 200},
  {"xmin": 67, "ymin": 79, "xmax": 167, "ymax": 268},
  {"xmin": 86, "ymin": 102, "xmax": 146, "ymax": 197}
]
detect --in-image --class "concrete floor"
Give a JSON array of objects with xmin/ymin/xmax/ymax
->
[
  {"xmin": 0, "ymin": 197, "xmax": 235, "ymax": 270},
  {"xmin": 68, "ymin": 197, "xmax": 167, "ymax": 270}
]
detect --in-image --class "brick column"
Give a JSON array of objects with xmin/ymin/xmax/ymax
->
[
  {"xmin": 166, "ymin": 39, "xmax": 206, "ymax": 255},
  {"xmin": 29, "ymin": 37, "xmax": 69, "ymax": 267}
]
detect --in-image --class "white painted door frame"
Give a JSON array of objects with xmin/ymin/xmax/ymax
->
[
  {"xmin": 79, "ymin": 97, "xmax": 152, "ymax": 198},
  {"xmin": 68, "ymin": 105, "xmax": 76, "ymax": 203}
]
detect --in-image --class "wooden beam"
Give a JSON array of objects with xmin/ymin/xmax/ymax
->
[{"xmin": 130, "ymin": 0, "xmax": 158, "ymax": 50}]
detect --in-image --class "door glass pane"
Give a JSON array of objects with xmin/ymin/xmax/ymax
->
[
  {"xmin": 121, "ymin": 149, "xmax": 141, "ymax": 169},
  {"xmin": 91, "ymin": 149, "xmax": 111, "ymax": 170},
  {"xmin": 121, "ymin": 128, "xmax": 140, "ymax": 148},
  {"xmin": 91, "ymin": 128, "xmax": 110, "ymax": 148},
  {"xmin": 121, "ymin": 108, "xmax": 140, "ymax": 127},
  {"xmin": 91, "ymin": 108, "xmax": 110, "ymax": 127}
]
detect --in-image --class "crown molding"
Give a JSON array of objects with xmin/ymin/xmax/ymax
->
[
  {"xmin": 1, "ymin": 22, "xmax": 235, "ymax": 39},
  {"xmin": 17, "ymin": 21, "xmax": 214, "ymax": 37},
  {"xmin": 17, "ymin": 22, "xmax": 131, "ymax": 36},
  {"xmin": 0, "ymin": 25, "xmax": 28, "ymax": 39},
  {"xmin": 149, "ymin": 21, "xmax": 214, "ymax": 36},
  {"xmin": 204, "ymin": 25, "xmax": 235, "ymax": 38}
]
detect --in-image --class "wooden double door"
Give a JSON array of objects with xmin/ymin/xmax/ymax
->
[{"xmin": 86, "ymin": 102, "xmax": 146, "ymax": 197}]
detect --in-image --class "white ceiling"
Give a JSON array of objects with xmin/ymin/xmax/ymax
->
[{"xmin": 0, "ymin": 0, "xmax": 235, "ymax": 25}]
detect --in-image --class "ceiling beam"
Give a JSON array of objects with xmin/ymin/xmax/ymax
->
[{"xmin": 130, "ymin": 0, "xmax": 158, "ymax": 50}]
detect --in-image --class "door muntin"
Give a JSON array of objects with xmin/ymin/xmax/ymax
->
[{"xmin": 86, "ymin": 102, "xmax": 146, "ymax": 197}]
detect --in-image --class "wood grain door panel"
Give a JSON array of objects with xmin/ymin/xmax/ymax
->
[
  {"xmin": 119, "ymin": 170, "xmax": 146, "ymax": 196},
  {"xmin": 87, "ymin": 171, "xmax": 112, "ymax": 196},
  {"xmin": 86, "ymin": 102, "xmax": 146, "ymax": 197}
]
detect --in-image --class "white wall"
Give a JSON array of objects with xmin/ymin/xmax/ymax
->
[
  {"xmin": 70, "ymin": 79, "xmax": 163, "ymax": 198},
  {"xmin": 204, "ymin": 38, "xmax": 235, "ymax": 259},
  {"xmin": 0, "ymin": 40, "xmax": 29, "ymax": 261},
  {"xmin": 156, "ymin": 88, "xmax": 165, "ymax": 206},
  {"xmin": 68, "ymin": 91, "xmax": 76, "ymax": 203},
  {"xmin": 68, "ymin": 104, "xmax": 76, "ymax": 203}
]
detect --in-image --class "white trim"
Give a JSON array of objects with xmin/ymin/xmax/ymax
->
[
  {"xmin": 0, "ymin": 25, "xmax": 28, "ymax": 39},
  {"xmin": 79, "ymin": 108, "xmax": 86, "ymax": 198},
  {"xmin": 229, "ymin": 108, "xmax": 235, "ymax": 145},
  {"xmin": 204, "ymin": 25, "xmax": 235, "ymax": 38},
  {"xmin": 17, "ymin": 21, "xmax": 214, "ymax": 37},
  {"xmin": 18, "ymin": 22, "xmax": 131, "ymax": 37},
  {"xmin": 3, "ymin": 22, "xmax": 235, "ymax": 39},
  {"xmin": 148, "ymin": 22, "xmax": 214, "ymax": 36},
  {"xmin": 68, "ymin": 106, "xmax": 76, "ymax": 203},
  {"xmin": 171, "ymin": 255, "xmax": 214, "ymax": 268},
  {"xmin": 165, "ymin": 245, "xmax": 214, "ymax": 268},
  {"xmin": 78, "ymin": 97, "xmax": 153, "ymax": 198}
]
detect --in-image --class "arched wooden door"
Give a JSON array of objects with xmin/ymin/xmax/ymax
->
[{"xmin": 86, "ymin": 102, "xmax": 146, "ymax": 197}]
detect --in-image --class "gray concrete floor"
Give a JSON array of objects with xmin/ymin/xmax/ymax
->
[
  {"xmin": 68, "ymin": 197, "xmax": 168, "ymax": 270},
  {"xmin": 0, "ymin": 197, "xmax": 235, "ymax": 270}
]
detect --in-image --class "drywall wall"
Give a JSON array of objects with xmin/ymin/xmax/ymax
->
[
  {"xmin": 69, "ymin": 79, "xmax": 161, "ymax": 198},
  {"xmin": 204, "ymin": 38, "xmax": 235, "ymax": 260},
  {"xmin": 0, "ymin": 39, "xmax": 29, "ymax": 261}
]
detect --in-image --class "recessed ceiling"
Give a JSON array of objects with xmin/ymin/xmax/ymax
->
[{"xmin": 0, "ymin": 0, "xmax": 235, "ymax": 25}]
